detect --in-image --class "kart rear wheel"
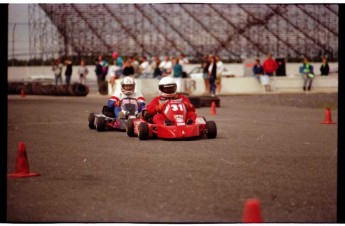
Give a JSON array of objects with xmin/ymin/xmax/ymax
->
[
  {"xmin": 88, "ymin": 113, "xmax": 96, "ymax": 129},
  {"xmin": 126, "ymin": 119, "xmax": 135, "ymax": 137},
  {"xmin": 96, "ymin": 117, "xmax": 106, "ymax": 132},
  {"xmin": 138, "ymin": 122, "xmax": 149, "ymax": 140},
  {"xmin": 206, "ymin": 121, "xmax": 217, "ymax": 139}
]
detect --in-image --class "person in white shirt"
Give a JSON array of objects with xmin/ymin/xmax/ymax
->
[
  {"xmin": 139, "ymin": 56, "xmax": 151, "ymax": 78},
  {"xmin": 215, "ymin": 55, "xmax": 224, "ymax": 94},
  {"xmin": 159, "ymin": 56, "xmax": 173, "ymax": 77},
  {"xmin": 178, "ymin": 53, "xmax": 189, "ymax": 78}
]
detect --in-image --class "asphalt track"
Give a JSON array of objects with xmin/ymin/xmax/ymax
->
[{"xmin": 7, "ymin": 93, "xmax": 337, "ymax": 223}]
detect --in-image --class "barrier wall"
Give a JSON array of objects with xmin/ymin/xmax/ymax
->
[{"xmin": 108, "ymin": 75, "xmax": 338, "ymax": 96}]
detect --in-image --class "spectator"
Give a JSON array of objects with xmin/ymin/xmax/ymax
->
[
  {"xmin": 122, "ymin": 58, "xmax": 135, "ymax": 76},
  {"xmin": 159, "ymin": 56, "xmax": 172, "ymax": 77},
  {"xmin": 99, "ymin": 55, "xmax": 109, "ymax": 83},
  {"xmin": 178, "ymin": 53, "xmax": 189, "ymax": 78},
  {"xmin": 112, "ymin": 51, "xmax": 124, "ymax": 77},
  {"xmin": 208, "ymin": 55, "xmax": 217, "ymax": 97},
  {"xmin": 320, "ymin": 57, "xmax": 330, "ymax": 76},
  {"xmin": 64, "ymin": 58, "xmax": 73, "ymax": 86},
  {"xmin": 262, "ymin": 53, "xmax": 278, "ymax": 76},
  {"xmin": 131, "ymin": 56, "xmax": 140, "ymax": 76},
  {"xmin": 95, "ymin": 57, "xmax": 103, "ymax": 88},
  {"xmin": 172, "ymin": 57, "xmax": 183, "ymax": 78},
  {"xmin": 299, "ymin": 56, "xmax": 314, "ymax": 91},
  {"xmin": 151, "ymin": 56, "xmax": 162, "ymax": 79},
  {"xmin": 52, "ymin": 58, "xmax": 63, "ymax": 86},
  {"xmin": 253, "ymin": 58, "xmax": 264, "ymax": 82},
  {"xmin": 139, "ymin": 56, "xmax": 151, "ymax": 78},
  {"xmin": 215, "ymin": 55, "xmax": 224, "ymax": 94},
  {"xmin": 202, "ymin": 54, "xmax": 210, "ymax": 95},
  {"xmin": 109, "ymin": 60, "xmax": 121, "ymax": 91},
  {"xmin": 77, "ymin": 59, "xmax": 88, "ymax": 85}
]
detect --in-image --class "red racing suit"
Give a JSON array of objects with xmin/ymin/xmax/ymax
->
[{"xmin": 146, "ymin": 94, "xmax": 197, "ymax": 125}]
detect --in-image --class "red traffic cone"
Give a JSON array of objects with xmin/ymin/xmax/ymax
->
[
  {"xmin": 321, "ymin": 107, "xmax": 336, "ymax": 124},
  {"xmin": 242, "ymin": 199, "xmax": 263, "ymax": 223},
  {"xmin": 210, "ymin": 101, "xmax": 217, "ymax": 115},
  {"xmin": 21, "ymin": 86, "xmax": 25, "ymax": 97},
  {"xmin": 8, "ymin": 142, "xmax": 40, "ymax": 178}
]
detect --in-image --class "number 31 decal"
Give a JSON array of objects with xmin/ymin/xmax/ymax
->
[{"xmin": 171, "ymin": 104, "xmax": 184, "ymax": 111}]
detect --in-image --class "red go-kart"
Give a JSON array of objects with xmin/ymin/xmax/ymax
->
[{"xmin": 126, "ymin": 98, "xmax": 217, "ymax": 140}]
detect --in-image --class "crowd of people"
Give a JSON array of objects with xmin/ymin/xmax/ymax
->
[
  {"xmin": 51, "ymin": 52, "xmax": 332, "ymax": 94},
  {"xmin": 252, "ymin": 53, "xmax": 331, "ymax": 92}
]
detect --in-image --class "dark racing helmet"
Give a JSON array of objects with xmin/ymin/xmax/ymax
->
[
  {"xmin": 159, "ymin": 77, "xmax": 177, "ymax": 98},
  {"xmin": 121, "ymin": 76, "xmax": 135, "ymax": 95}
]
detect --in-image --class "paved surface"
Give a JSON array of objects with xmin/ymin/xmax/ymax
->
[{"xmin": 7, "ymin": 92, "xmax": 337, "ymax": 222}]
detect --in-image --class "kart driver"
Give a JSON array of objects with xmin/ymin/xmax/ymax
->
[
  {"xmin": 108, "ymin": 76, "xmax": 146, "ymax": 118},
  {"xmin": 146, "ymin": 77, "xmax": 197, "ymax": 125}
]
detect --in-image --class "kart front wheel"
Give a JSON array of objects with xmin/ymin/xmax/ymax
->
[
  {"xmin": 96, "ymin": 117, "xmax": 106, "ymax": 132},
  {"xmin": 88, "ymin": 113, "xmax": 96, "ymax": 129},
  {"xmin": 126, "ymin": 119, "xmax": 135, "ymax": 137},
  {"xmin": 206, "ymin": 121, "xmax": 217, "ymax": 139},
  {"xmin": 138, "ymin": 122, "xmax": 149, "ymax": 140}
]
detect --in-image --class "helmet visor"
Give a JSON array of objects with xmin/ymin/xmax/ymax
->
[
  {"xmin": 122, "ymin": 84, "xmax": 134, "ymax": 91},
  {"xmin": 159, "ymin": 84, "xmax": 177, "ymax": 94}
]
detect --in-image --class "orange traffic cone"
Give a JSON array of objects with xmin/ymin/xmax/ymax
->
[
  {"xmin": 242, "ymin": 199, "xmax": 263, "ymax": 223},
  {"xmin": 210, "ymin": 101, "xmax": 217, "ymax": 115},
  {"xmin": 8, "ymin": 142, "xmax": 40, "ymax": 178},
  {"xmin": 21, "ymin": 86, "xmax": 25, "ymax": 97},
  {"xmin": 321, "ymin": 107, "xmax": 336, "ymax": 124}
]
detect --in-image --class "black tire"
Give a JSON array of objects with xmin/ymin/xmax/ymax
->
[
  {"xmin": 88, "ymin": 113, "xmax": 96, "ymax": 129},
  {"xmin": 138, "ymin": 122, "xmax": 149, "ymax": 140},
  {"xmin": 96, "ymin": 117, "xmax": 106, "ymax": 132},
  {"xmin": 206, "ymin": 121, "xmax": 217, "ymax": 139},
  {"xmin": 126, "ymin": 119, "xmax": 135, "ymax": 137}
]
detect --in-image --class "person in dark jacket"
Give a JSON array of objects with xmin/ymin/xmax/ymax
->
[
  {"xmin": 320, "ymin": 57, "xmax": 330, "ymax": 76},
  {"xmin": 95, "ymin": 58, "xmax": 103, "ymax": 88},
  {"xmin": 64, "ymin": 58, "xmax": 73, "ymax": 86},
  {"xmin": 208, "ymin": 55, "xmax": 217, "ymax": 97},
  {"xmin": 253, "ymin": 58, "xmax": 264, "ymax": 82}
]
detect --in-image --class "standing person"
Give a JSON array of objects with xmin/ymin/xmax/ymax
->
[
  {"xmin": 320, "ymin": 57, "xmax": 330, "ymax": 76},
  {"xmin": 151, "ymin": 56, "xmax": 162, "ymax": 79},
  {"xmin": 139, "ymin": 56, "xmax": 151, "ymax": 78},
  {"xmin": 262, "ymin": 53, "xmax": 278, "ymax": 76},
  {"xmin": 202, "ymin": 55, "xmax": 210, "ymax": 95},
  {"xmin": 95, "ymin": 57, "xmax": 103, "ymax": 88},
  {"xmin": 52, "ymin": 58, "xmax": 63, "ymax": 86},
  {"xmin": 77, "ymin": 59, "xmax": 88, "ymax": 84},
  {"xmin": 99, "ymin": 55, "xmax": 109, "ymax": 83},
  {"xmin": 64, "ymin": 58, "xmax": 73, "ymax": 86},
  {"xmin": 299, "ymin": 56, "xmax": 314, "ymax": 91},
  {"xmin": 215, "ymin": 55, "xmax": 224, "ymax": 94},
  {"xmin": 208, "ymin": 55, "xmax": 217, "ymax": 97},
  {"xmin": 252, "ymin": 58, "xmax": 264, "ymax": 82},
  {"xmin": 130, "ymin": 56, "xmax": 140, "ymax": 77},
  {"xmin": 122, "ymin": 58, "xmax": 135, "ymax": 76},
  {"xmin": 159, "ymin": 56, "xmax": 172, "ymax": 77},
  {"xmin": 172, "ymin": 57, "xmax": 183, "ymax": 78},
  {"xmin": 112, "ymin": 51, "xmax": 124, "ymax": 78},
  {"xmin": 178, "ymin": 53, "xmax": 189, "ymax": 78}
]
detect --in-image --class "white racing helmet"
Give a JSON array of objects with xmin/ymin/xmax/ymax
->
[
  {"xmin": 159, "ymin": 77, "xmax": 177, "ymax": 98},
  {"xmin": 121, "ymin": 76, "xmax": 135, "ymax": 95}
]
